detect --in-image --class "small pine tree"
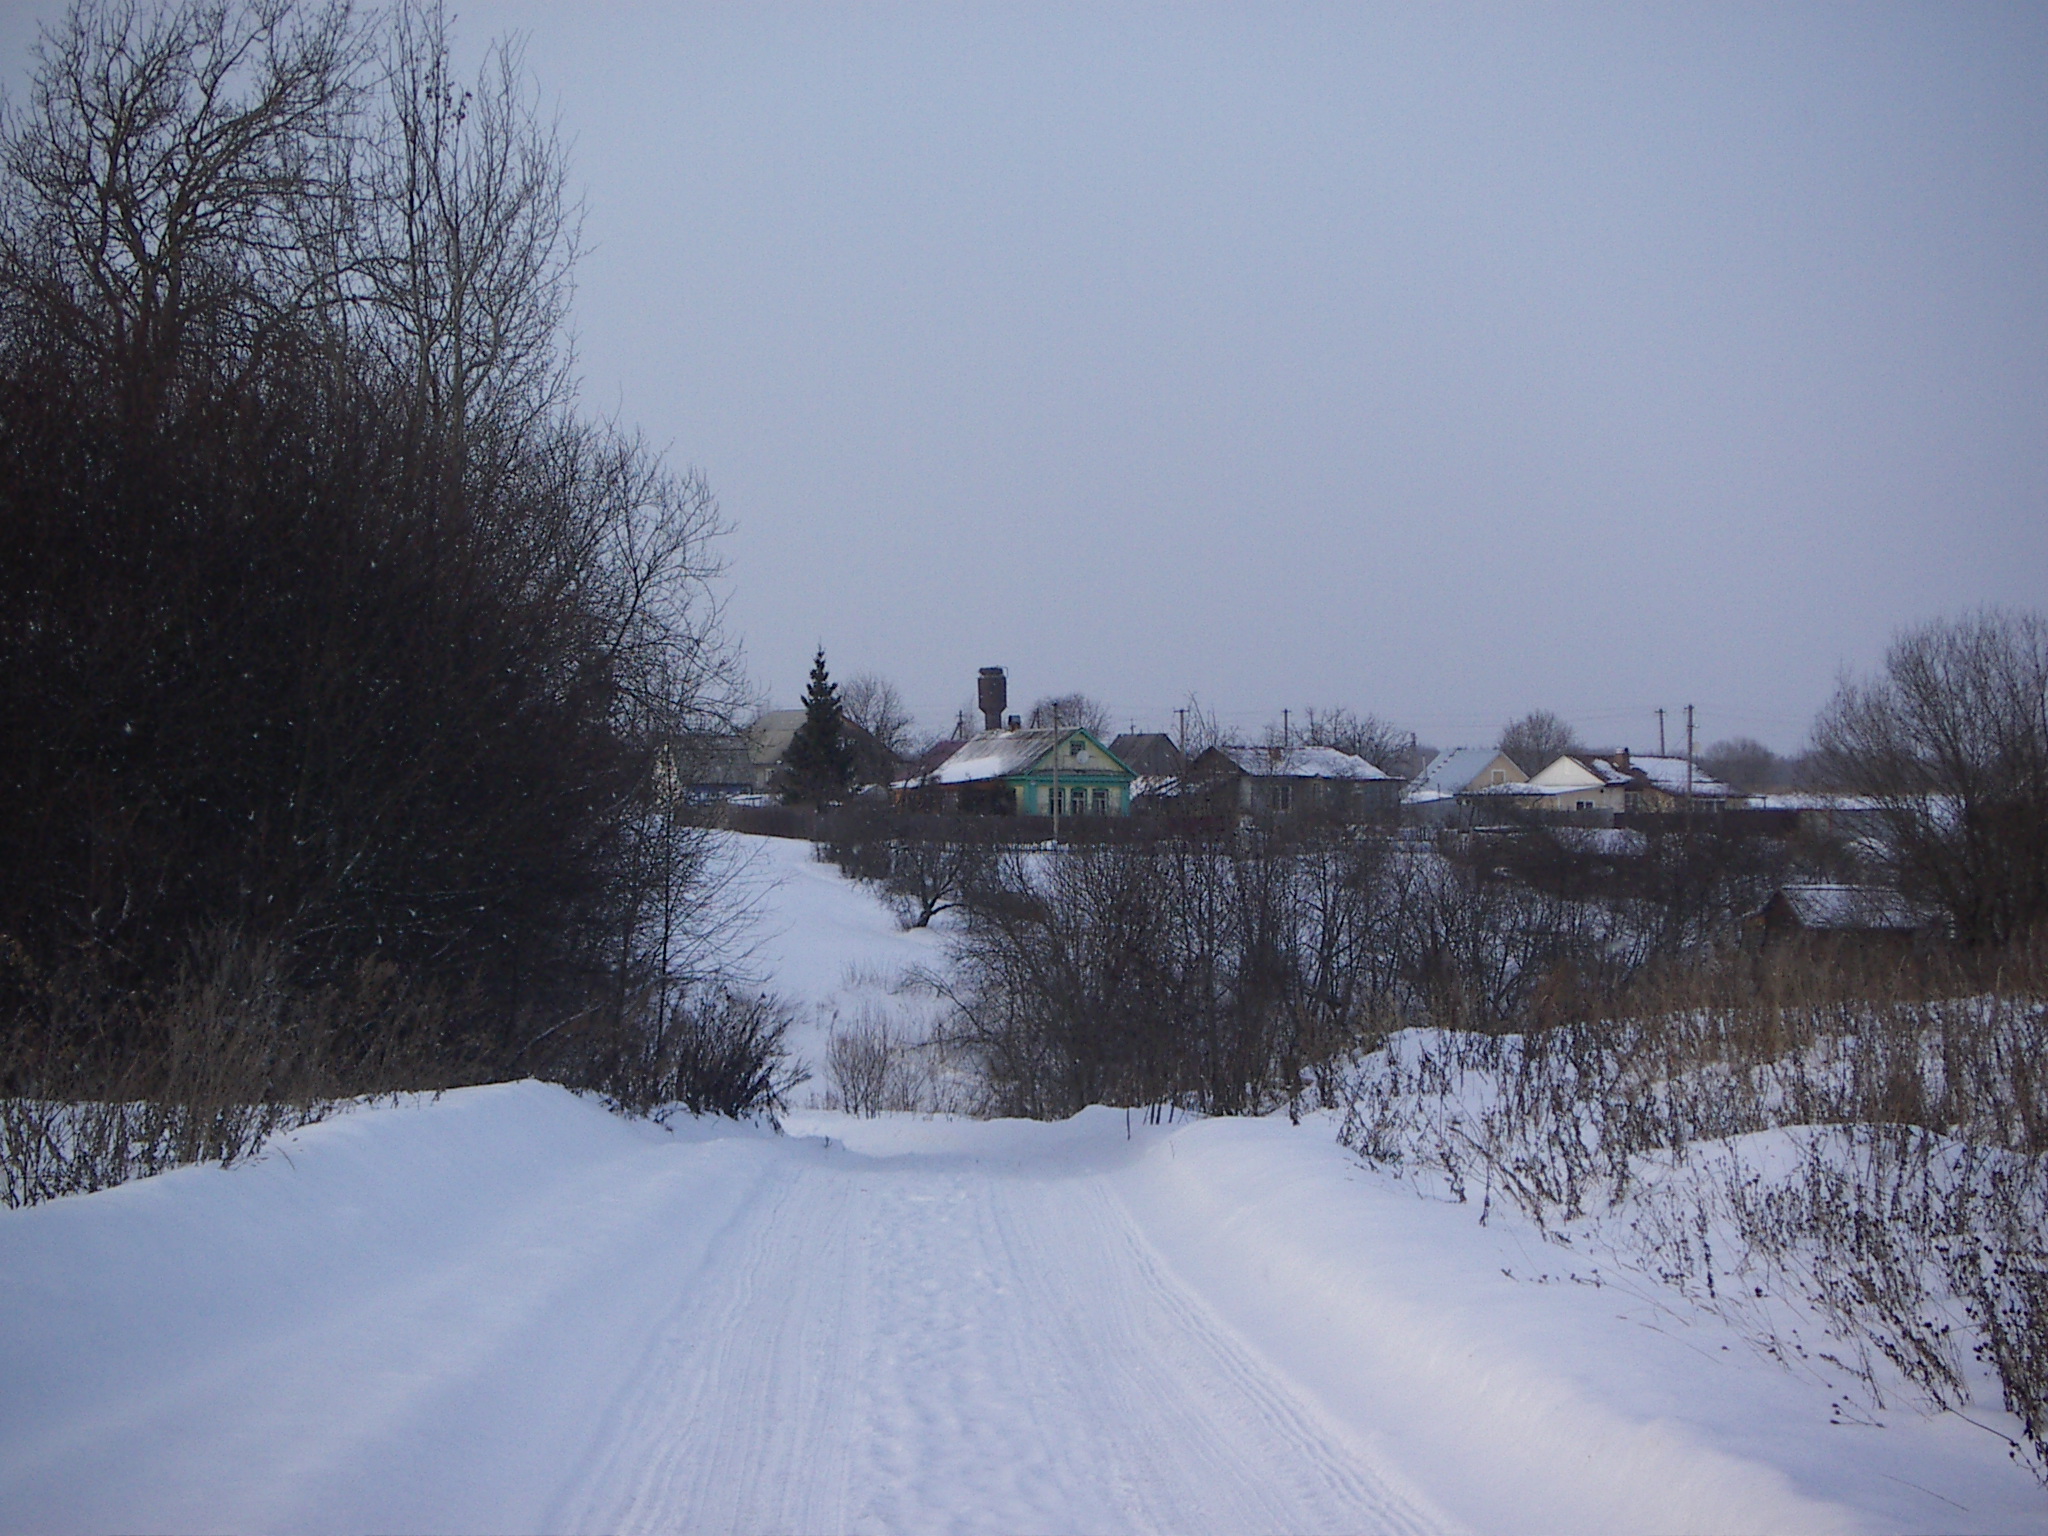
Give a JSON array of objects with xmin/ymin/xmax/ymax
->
[{"xmin": 781, "ymin": 648, "xmax": 856, "ymax": 805}]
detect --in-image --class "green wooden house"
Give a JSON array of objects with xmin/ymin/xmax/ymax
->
[{"xmin": 909, "ymin": 727, "xmax": 1135, "ymax": 816}]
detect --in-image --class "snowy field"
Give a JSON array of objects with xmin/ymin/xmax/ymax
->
[{"xmin": 1, "ymin": 833, "xmax": 2041, "ymax": 1534}]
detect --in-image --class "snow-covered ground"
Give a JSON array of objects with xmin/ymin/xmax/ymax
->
[
  {"xmin": 1, "ymin": 833, "xmax": 2040, "ymax": 1533},
  {"xmin": 720, "ymin": 830, "xmax": 954, "ymax": 1084}
]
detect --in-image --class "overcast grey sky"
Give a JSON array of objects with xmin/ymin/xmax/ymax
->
[{"xmin": 6, "ymin": 3, "xmax": 2044, "ymax": 752}]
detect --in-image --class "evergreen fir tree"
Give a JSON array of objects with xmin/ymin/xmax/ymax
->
[{"xmin": 781, "ymin": 648, "xmax": 856, "ymax": 805}]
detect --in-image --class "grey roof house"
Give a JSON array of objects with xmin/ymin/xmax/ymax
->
[{"xmin": 1183, "ymin": 743, "xmax": 1405, "ymax": 821}]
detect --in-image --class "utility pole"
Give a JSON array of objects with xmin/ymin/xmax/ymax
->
[
  {"xmin": 1051, "ymin": 702, "xmax": 1061, "ymax": 844},
  {"xmin": 1176, "ymin": 707, "xmax": 1187, "ymax": 754},
  {"xmin": 1685, "ymin": 704, "xmax": 1695, "ymax": 815},
  {"xmin": 1656, "ymin": 707, "xmax": 1666, "ymax": 758},
  {"xmin": 1282, "ymin": 708, "xmax": 1291, "ymax": 751}
]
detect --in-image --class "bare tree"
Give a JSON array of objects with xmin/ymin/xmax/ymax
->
[
  {"xmin": 1498, "ymin": 710, "xmax": 1578, "ymax": 775},
  {"xmin": 1177, "ymin": 693, "xmax": 1227, "ymax": 756},
  {"xmin": 0, "ymin": 0, "xmax": 747, "ymax": 1116},
  {"xmin": 1700, "ymin": 736, "xmax": 1789, "ymax": 794},
  {"xmin": 1283, "ymin": 707, "xmax": 1414, "ymax": 773},
  {"xmin": 1028, "ymin": 692, "xmax": 1110, "ymax": 737},
  {"xmin": 1813, "ymin": 609, "xmax": 2048, "ymax": 947},
  {"xmin": 840, "ymin": 672, "xmax": 914, "ymax": 758},
  {"xmin": 351, "ymin": 0, "xmax": 578, "ymax": 480},
  {"xmin": 0, "ymin": 0, "xmax": 363, "ymax": 385}
]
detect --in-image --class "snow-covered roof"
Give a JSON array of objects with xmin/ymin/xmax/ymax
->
[
  {"xmin": 1622, "ymin": 755, "xmax": 1735, "ymax": 799},
  {"xmin": 1406, "ymin": 747, "xmax": 1522, "ymax": 801},
  {"xmin": 1211, "ymin": 745, "xmax": 1390, "ymax": 780},
  {"xmin": 1526, "ymin": 755, "xmax": 1619, "ymax": 789},
  {"xmin": 1769, "ymin": 884, "xmax": 1935, "ymax": 932},
  {"xmin": 1573, "ymin": 755, "xmax": 1636, "ymax": 787},
  {"xmin": 1533, "ymin": 752, "xmax": 1734, "ymax": 798},
  {"xmin": 1750, "ymin": 793, "xmax": 1883, "ymax": 813},
  {"xmin": 930, "ymin": 729, "xmax": 1062, "ymax": 784},
  {"xmin": 928, "ymin": 729, "xmax": 1131, "ymax": 785}
]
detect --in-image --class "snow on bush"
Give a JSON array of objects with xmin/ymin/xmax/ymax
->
[{"xmin": 1340, "ymin": 992, "xmax": 2048, "ymax": 1481}]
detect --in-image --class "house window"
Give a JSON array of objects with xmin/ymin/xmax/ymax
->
[
  {"xmin": 1277, "ymin": 783, "xmax": 1293, "ymax": 811},
  {"xmin": 1576, "ymin": 799, "xmax": 1592, "ymax": 811},
  {"xmin": 1092, "ymin": 787, "xmax": 1108, "ymax": 814},
  {"xmin": 1489, "ymin": 769, "xmax": 1506, "ymax": 785}
]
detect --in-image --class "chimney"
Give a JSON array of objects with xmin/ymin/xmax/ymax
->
[
  {"xmin": 977, "ymin": 666, "xmax": 1007, "ymax": 731},
  {"xmin": 1007, "ymin": 714, "xmax": 1021, "ymax": 731}
]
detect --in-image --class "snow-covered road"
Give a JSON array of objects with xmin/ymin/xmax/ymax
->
[
  {"xmin": 0, "ymin": 1088, "xmax": 1447, "ymax": 1535},
  {"xmin": 551, "ymin": 1123, "xmax": 1441, "ymax": 1535},
  {"xmin": 3, "ymin": 1083, "xmax": 2034, "ymax": 1534}
]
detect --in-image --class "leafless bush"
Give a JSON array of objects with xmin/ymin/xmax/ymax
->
[
  {"xmin": 588, "ymin": 986, "xmax": 804, "ymax": 1122},
  {"xmin": 1337, "ymin": 938, "xmax": 2048, "ymax": 1479},
  {"xmin": 1945, "ymin": 1163, "xmax": 2048, "ymax": 1479},
  {"xmin": 1, "ymin": 927, "xmax": 461, "ymax": 1208},
  {"xmin": 817, "ymin": 813, "xmax": 999, "ymax": 929},
  {"xmin": 827, "ymin": 1016, "xmax": 897, "ymax": 1117},
  {"xmin": 825, "ymin": 1007, "xmax": 937, "ymax": 1117},
  {"xmin": 948, "ymin": 832, "xmax": 1408, "ymax": 1118}
]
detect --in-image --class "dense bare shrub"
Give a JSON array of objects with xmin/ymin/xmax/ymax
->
[
  {"xmin": 818, "ymin": 812, "xmax": 999, "ymax": 928},
  {"xmin": 941, "ymin": 816, "xmax": 1805, "ymax": 1118},
  {"xmin": 1, "ymin": 927, "xmax": 460, "ymax": 1207},
  {"xmin": 1338, "ymin": 940, "xmax": 2048, "ymax": 1480},
  {"xmin": 949, "ymin": 832, "xmax": 1408, "ymax": 1118},
  {"xmin": 1814, "ymin": 609, "xmax": 2048, "ymax": 946},
  {"xmin": 593, "ymin": 987, "xmax": 804, "ymax": 1122},
  {"xmin": 825, "ymin": 1007, "xmax": 942, "ymax": 1117}
]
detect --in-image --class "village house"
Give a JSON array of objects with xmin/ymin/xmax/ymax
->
[
  {"xmin": 1180, "ymin": 743, "xmax": 1405, "ymax": 821},
  {"xmin": 1744, "ymin": 883, "xmax": 1945, "ymax": 951},
  {"xmin": 900, "ymin": 727, "xmax": 1136, "ymax": 816},
  {"xmin": 1465, "ymin": 749, "xmax": 1740, "ymax": 817},
  {"xmin": 1108, "ymin": 732, "xmax": 1188, "ymax": 807},
  {"xmin": 1402, "ymin": 747, "xmax": 1527, "ymax": 823}
]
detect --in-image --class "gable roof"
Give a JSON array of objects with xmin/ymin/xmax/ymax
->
[
  {"xmin": 1407, "ymin": 747, "xmax": 1525, "ymax": 802},
  {"xmin": 746, "ymin": 708, "xmax": 890, "ymax": 770},
  {"xmin": 1621, "ymin": 754, "xmax": 1736, "ymax": 799},
  {"xmin": 1766, "ymin": 884, "xmax": 1937, "ymax": 932},
  {"xmin": 1529, "ymin": 752, "xmax": 1735, "ymax": 799},
  {"xmin": 1108, "ymin": 732, "xmax": 1186, "ymax": 778},
  {"xmin": 1530, "ymin": 753, "xmax": 1633, "ymax": 788},
  {"xmin": 745, "ymin": 709, "xmax": 807, "ymax": 768},
  {"xmin": 1201, "ymin": 744, "xmax": 1391, "ymax": 781},
  {"xmin": 930, "ymin": 728, "xmax": 1133, "ymax": 785}
]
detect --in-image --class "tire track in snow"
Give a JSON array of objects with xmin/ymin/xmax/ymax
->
[
  {"xmin": 553, "ymin": 1141, "xmax": 1453, "ymax": 1535},
  {"xmin": 548, "ymin": 1153, "xmax": 868, "ymax": 1533}
]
